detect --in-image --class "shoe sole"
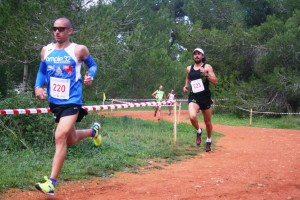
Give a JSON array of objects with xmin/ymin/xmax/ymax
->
[
  {"xmin": 93, "ymin": 135, "xmax": 102, "ymax": 146},
  {"xmin": 35, "ymin": 184, "xmax": 54, "ymax": 196},
  {"xmin": 93, "ymin": 123, "xmax": 102, "ymax": 146}
]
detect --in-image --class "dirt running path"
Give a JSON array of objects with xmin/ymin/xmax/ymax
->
[{"xmin": 2, "ymin": 110, "xmax": 300, "ymax": 200}]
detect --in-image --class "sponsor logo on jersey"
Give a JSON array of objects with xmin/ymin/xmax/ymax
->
[
  {"xmin": 63, "ymin": 66, "xmax": 73, "ymax": 75},
  {"xmin": 47, "ymin": 65, "xmax": 55, "ymax": 71},
  {"xmin": 55, "ymin": 67, "xmax": 63, "ymax": 76},
  {"xmin": 46, "ymin": 55, "xmax": 71, "ymax": 64}
]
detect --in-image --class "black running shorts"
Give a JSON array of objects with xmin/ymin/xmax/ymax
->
[
  {"xmin": 188, "ymin": 98, "xmax": 213, "ymax": 110},
  {"xmin": 50, "ymin": 103, "xmax": 88, "ymax": 123}
]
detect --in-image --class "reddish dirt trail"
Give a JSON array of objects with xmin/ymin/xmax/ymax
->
[{"xmin": 2, "ymin": 110, "xmax": 300, "ymax": 200}]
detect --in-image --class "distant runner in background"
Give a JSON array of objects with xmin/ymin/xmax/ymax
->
[
  {"xmin": 183, "ymin": 48, "xmax": 218, "ymax": 152},
  {"xmin": 167, "ymin": 89, "xmax": 176, "ymax": 116},
  {"xmin": 152, "ymin": 85, "xmax": 165, "ymax": 120}
]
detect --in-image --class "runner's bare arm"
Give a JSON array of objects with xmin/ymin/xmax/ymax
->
[
  {"xmin": 75, "ymin": 45, "xmax": 98, "ymax": 86},
  {"xmin": 205, "ymin": 64, "xmax": 218, "ymax": 86},
  {"xmin": 152, "ymin": 90, "xmax": 158, "ymax": 98}
]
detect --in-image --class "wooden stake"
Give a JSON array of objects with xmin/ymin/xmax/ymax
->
[{"xmin": 173, "ymin": 101, "xmax": 177, "ymax": 145}]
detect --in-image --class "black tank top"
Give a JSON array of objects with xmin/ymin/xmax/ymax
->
[{"xmin": 188, "ymin": 64, "xmax": 211, "ymax": 102}]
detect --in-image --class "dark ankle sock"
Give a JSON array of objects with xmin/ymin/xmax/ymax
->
[
  {"xmin": 49, "ymin": 178, "xmax": 57, "ymax": 187},
  {"xmin": 91, "ymin": 128, "xmax": 96, "ymax": 137}
]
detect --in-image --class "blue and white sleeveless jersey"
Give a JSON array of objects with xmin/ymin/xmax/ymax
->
[{"xmin": 43, "ymin": 43, "xmax": 83, "ymax": 105}]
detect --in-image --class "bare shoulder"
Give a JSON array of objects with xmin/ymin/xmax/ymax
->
[
  {"xmin": 41, "ymin": 46, "xmax": 47, "ymax": 53},
  {"xmin": 41, "ymin": 46, "xmax": 48, "ymax": 60},
  {"xmin": 186, "ymin": 65, "xmax": 192, "ymax": 72},
  {"xmin": 204, "ymin": 63, "xmax": 214, "ymax": 71},
  {"xmin": 75, "ymin": 44, "xmax": 90, "ymax": 61}
]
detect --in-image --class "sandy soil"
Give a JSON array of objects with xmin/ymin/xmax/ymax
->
[{"xmin": 2, "ymin": 110, "xmax": 300, "ymax": 200}]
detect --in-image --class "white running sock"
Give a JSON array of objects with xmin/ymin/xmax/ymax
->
[
  {"xmin": 206, "ymin": 138, "xmax": 212, "ymax": 143},
  {"xmin": 197, "ymin": 128, "xmax": 202, "ymax": 134}
]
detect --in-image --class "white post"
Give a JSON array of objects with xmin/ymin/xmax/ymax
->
[
  {"xmin": 177, "ymin": 102, "xmax": 181, "ymax": 123},
  {"xmin": 173, "ymin": 101, "xmax": 177, "ymax": 145},
  {"xmin": 250, "ymin": 108, "xmax": 253, "ymax": 126},
  {"xmin": 110, "ymin": 99, "xmax": 114, "ymax": 116}
]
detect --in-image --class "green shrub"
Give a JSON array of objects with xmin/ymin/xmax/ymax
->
[{"xmin": 0, "ymin": 94, "xmax": 53, "ymax": 151}]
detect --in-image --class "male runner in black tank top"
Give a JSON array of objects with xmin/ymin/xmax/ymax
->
[{"xmin": 183, "ymin": 48, "xmax": 218, "ymax": 152}]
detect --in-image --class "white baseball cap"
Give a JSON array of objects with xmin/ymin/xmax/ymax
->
[{"xmin": 193, "ymin": 48, "xmax": 204, "ymax": 55}]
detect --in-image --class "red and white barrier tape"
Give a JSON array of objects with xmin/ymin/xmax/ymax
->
[
  {"xmin": 108, "ymin": 98, "xmax": 228, "ymax": 102},
  {"xmin": 112, "ymin": 99, "xmax": 175, "ymax": 107},
  {"xmin": 237, "ymin": 107, "xmax": 300, "ymax": 115},
  {"xmin": 0, "ymin": 101, "xmax": 175, "ymax": 115}
]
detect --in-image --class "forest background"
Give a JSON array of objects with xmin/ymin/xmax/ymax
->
[{"xmin": 0, "ymin": 0, "xmax": 299, "ymax": 113}]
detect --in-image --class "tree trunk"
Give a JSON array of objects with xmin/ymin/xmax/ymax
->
[{"xmin": 22, "ymin": 62, "xmax": 28, "ymax": 92}]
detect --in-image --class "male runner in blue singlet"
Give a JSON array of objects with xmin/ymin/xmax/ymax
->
[
  {"xmin": 183, "ymin": 48, "xmax": 218, "ymax": 152},
  {"xmin": 34, "ymin": 17, "xmax": 101, "ymax": 196}
]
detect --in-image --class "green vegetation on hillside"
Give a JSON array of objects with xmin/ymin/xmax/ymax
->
[{"xmin": 0, "ymin": 0, "xmax": 299, "ymax": 113}]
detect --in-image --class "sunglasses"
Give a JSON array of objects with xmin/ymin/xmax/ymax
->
[{"xmin": 52, "ymin": 27, "xmax": 69, "ymax": 32}]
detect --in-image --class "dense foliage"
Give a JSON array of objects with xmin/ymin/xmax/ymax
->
[{"xmin": 0, "ymin": 0, "xmax": 299, "ymax": 113}]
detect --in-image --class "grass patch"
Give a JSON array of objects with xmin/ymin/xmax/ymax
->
[
  {"xmin": 207, "ymin": 113, "xmax": 300, "ymax": 130},
  {"xmin": 1, "ymin": 109, "xmax": 298, "ymax": 193},
  {"xmin": 0, "ymin": 114, "xmax": 220, "ymax": 193}
]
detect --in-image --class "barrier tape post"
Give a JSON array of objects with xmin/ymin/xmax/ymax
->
[
  {"xmin": 173, "ymin": 101, "xmax": 177, "ymax": 145},
  {"xmin": 110, "ymin": 99, "xmax": 113, "ymax": 116},
  {"xmin": 102, "ymin": 92, "xmax": 106, "ymax": 105},
  {"xmin": 250, "ymin": 108, "xmax": 253, "ymax": 126},
  {"xmin": 177, "ymin": 102, "xmax": 181, "ymax": 124}
]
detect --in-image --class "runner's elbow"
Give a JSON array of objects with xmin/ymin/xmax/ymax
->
[{"xmin": 210, "ymin": 79, "xmax": 218, "ymax": 86}]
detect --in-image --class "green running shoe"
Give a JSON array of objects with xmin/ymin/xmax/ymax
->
[
  {"xmin": 91, "ymin": 122, "xmax": 102, "ymax": 146},
  {"xmin": 35, "ymin": 176, "xmax": 55, "ymax": 196}
]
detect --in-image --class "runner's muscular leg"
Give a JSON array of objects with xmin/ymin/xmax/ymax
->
[
  {"xmin": 158, "ymin": 105, "xmax": 162, "ymax": 117},
  {"xmin": 66, "ymin": 122, "xmax": 93, "ymax": 147},
  {"xmin": 154, "ymin": 106, "xmax": 158, "ymax": 116},
  {"xmin": 50, "ymin": 113, "xmax": 78, "ymax": 180},
  {"xmin": 202, "ymin": 108, "xmax": 213, "ymax": 138},
  {"xmin": 188, "ymin": 102, "xmax": 200, "ymax": 130}
]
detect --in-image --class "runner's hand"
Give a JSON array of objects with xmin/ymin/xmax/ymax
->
[
  {"xmin": 183, "ymin": 86, "xmax": 188, "ymax": 93},
  {"xmin": 84, "ymin": 72, "xmax": 93, "ymax": 86},
  {"xmin": 35, "ymin": 87, "xmax": 46, "ymax": 100}
]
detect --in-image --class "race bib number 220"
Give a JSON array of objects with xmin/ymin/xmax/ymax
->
[{"xmin": 50, "ymin": 77, "xmax": 70, "ymax": 99}]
